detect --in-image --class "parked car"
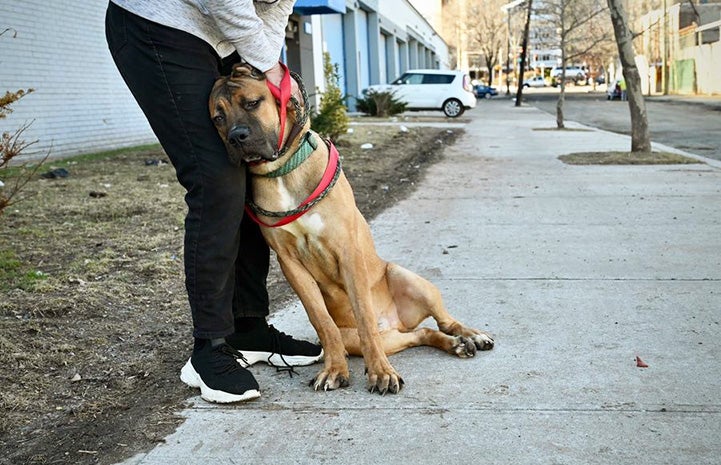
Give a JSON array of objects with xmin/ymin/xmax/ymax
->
[
  {"xmin": 522, "ymin": 76, "xmax": 546, "ymax": 88},
  {"xmin": 473, "ymin": 84, "xmax": 498, "ymax": 99},
  {"xmin": 550, "ymin": 65, "xmax": 588, "ymax": 86},
  {"xmin": 607, "ymin": 79, "xmax": 622, "ymax": 100},
  {"xmin": 362, "ymin": 69, "xmax": 476, "ymax": 117}
]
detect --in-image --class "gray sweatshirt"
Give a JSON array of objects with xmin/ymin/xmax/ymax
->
[{"xmin": 110, "ymin": 0, "xmax": 295, "ymax": 71}]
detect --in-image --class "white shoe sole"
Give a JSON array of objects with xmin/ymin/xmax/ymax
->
[
  {"xmin": 238, "ymin": 349, "xmax": 324, "ymax": 368},
  {"xmin": 180, "ymin": 359, "xmax": 261, "ymax": 404}
]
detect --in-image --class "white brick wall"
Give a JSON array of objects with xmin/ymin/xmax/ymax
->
[{"xmin": 0, "ymin": 1, "xmax": 157, "ymax": 160}]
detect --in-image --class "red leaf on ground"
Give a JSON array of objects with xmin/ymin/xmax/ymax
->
[{"xmin": 635, "ymin": 356, "xmax": 649, "ymax": 368}]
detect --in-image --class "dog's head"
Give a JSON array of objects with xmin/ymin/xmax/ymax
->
[{"xmin": 209, "ymin": 63, "xmax": 300, "ymax": 166}]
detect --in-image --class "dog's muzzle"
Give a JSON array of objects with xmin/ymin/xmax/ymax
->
[
  {"xmin": 228, "ymin": 125, "xmax": 250, "ymax": 147},
  {"xmin": 224, "ymin": 124, "xmax": 281, "ymax": 165}
]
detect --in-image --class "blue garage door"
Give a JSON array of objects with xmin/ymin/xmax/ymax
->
[
  {"xmin": 321, "ymin": 14, "xmax": 346, "ymax": 95},
  {"xmin": 379, "ymin": 33, "xmax": 388, "ymax": 84},
  {"xmin": 356, "ymin": 9, "xmax": 370, "ymax": 91}
]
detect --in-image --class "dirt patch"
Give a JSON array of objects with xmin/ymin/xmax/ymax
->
[
  {"xmin": 355, "ymin": 113, "xmax": 471, "ymax": 124},
  {"xmin": 558, "ymin": 151, "xmax": 703, "ymax": 165},
  {"xmin": 0, "ymin": 123, "xmax": 461, "ymax": 465}
]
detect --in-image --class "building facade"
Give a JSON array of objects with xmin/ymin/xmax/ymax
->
[
  {"xmin": 0, "ymin": 0, "xmax": 447, "ymax": 159},
  {"xmin": 299, "ymin": 1, "xmax": 449, "ymax": 109},
  {"xmin": 637, "ymin": 1, "xmax": 721, "ymax": 95}
]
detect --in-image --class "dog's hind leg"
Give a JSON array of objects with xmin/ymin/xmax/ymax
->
[
  {"xmin": 341, "ymin": 327, "xmax": 477, "ymax": 358},
  {"xmin": 338, "ymin": 254, "xmax": 404, "ymax": 394},
  {"xmin": 386, "ymin": 263, "xmax": 495, "ymax": 351}
]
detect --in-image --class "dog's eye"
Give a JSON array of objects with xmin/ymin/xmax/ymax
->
[
  {"xmin": 244, "ymin": 99, "xmax": 261, "ymax": 111},
  {"xmin": 212, "ymin": 114, "xmax": 225, "ymax": 124}
]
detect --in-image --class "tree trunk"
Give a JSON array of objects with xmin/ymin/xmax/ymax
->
[
  {"xmin": 515, "ymin": 0, "xmax": 533, "ymax": 107},
  {"xmin": 485, "ymin": 56, "xmax": 495, "ymax": 87},
  {"xmin": 556, "ymin": 82, "xmax": 566, "ymax": 129},
  {"xmin": 556, "ymin": 48, "xmax": 567, "ymax": 128},
  {"xmin": 607, "ymin": 0, "xmax": 651, "ymax": 152},
  {"xmin": 555, "ymin": 0, "xmax": 567, "ymax": 129}
]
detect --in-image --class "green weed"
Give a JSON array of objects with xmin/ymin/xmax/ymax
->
[{"xmin": 0, "ymin": 249, "xmax": 47, "ymax": 291}]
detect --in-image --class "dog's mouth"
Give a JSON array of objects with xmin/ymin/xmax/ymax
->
[
  {"xmin": 227, "ymin": 150, "xmax": 277, "ymax": 167},
  {"xmin": 242, "ymin": 151, "xmax": 280, "ymax": 166},
  {"xmin": 224, "ymin": 137, "xmax": 279, "ymax": 167}
]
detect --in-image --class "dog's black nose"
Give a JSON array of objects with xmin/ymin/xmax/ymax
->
[{"xmin": 228, "ymin": 125, "xmax": 250, "ymax": 147}]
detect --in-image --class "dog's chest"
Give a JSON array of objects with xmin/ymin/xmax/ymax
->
[
  {"xmin": 258, "ymin": 170, "xmax": 340, "ymax": 272},
  {"xmin": 274, "ymin": 178, "xmax": 303, "ymax": 213},
  {"xmin": 269, "ymin": 213, "xmax": 338, "ymax": 278},
  {"xmin": 267, "ymin": 211, "xmax": 329, "ymax": 257},
  {"xmin": 289, "ymin": 212, "xmax": 325, "ymax": 240}
]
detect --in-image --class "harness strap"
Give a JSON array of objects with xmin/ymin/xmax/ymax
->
[
  {"xmin": 245, "ymin": 140, "xmax": 341, "ymax": 228},
  {"xmin": 265, "ymin": 67, "xmax": 310, "ymax": 160},
  {"xmin": 266, "ymin": 62, "xmax": 291, "ymax": 150}
]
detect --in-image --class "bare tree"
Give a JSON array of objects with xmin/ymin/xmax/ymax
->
[
  {"xmin": 583, "ymin": 37, "xmax": 617, "ymax": 90},
  {"xmin": 1, "ymin": 29, "xmax": 46, "ymax": 216},
  {"xmin": 467, "ymin": 0, "xmax": 508, "ymax": 86},
  {"xmin": 440, "ymin": 0, "xmax": 466, "ymax": 71},
  {"xmin": 539, "ymin": 0, "xmax": 611, "ymax": 128},
  {"xmin": 515, "ymin": 0, "xmax": 534, "ymax": 106},
  {"xmin": 607, "ymin": 0, "xmax": 651, "ymax": 152}
]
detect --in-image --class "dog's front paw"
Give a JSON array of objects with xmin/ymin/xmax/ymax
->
[
  {"xmin": 365, "ymin": 365, "xmax": 404, "ymax": 395},
  {"xmin": 309, "ymin": 368, "xmax": 350, "ymax": 392}
]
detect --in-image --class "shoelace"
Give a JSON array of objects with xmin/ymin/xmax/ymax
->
[
  {"xmin": 218, "ymin": 344, "xmax": 251, "ymax": 371},
  {"xmin": 266, "ymin": 325, "xmax": 298, "ymax": 378}
]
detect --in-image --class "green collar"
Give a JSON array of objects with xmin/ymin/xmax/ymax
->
[{"xmin": 259, "ymin": 132, "xmax": 317, "ymax": 178}]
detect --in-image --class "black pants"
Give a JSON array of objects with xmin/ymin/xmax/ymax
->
[{"xmin": 105, "ymin": 2, "xmax": 269, "ymax": 339}]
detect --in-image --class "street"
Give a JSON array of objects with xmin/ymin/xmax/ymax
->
[{"xmin": 517, "ymin": 86, "xmax": 721, "ymax": 162}]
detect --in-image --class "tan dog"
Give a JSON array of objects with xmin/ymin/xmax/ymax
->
[{"xmin": 209, "ymin": 63, "xmax": 494, "ymax": 394}]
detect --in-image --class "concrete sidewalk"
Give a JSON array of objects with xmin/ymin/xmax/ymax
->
[{"xmin": 120, "ymin": 102, "xmax": 721, "ymax": 465}]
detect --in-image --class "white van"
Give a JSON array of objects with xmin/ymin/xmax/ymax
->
[{"xmin": 550, "ymin": 66, "xmax": 588, "ymax": 85}]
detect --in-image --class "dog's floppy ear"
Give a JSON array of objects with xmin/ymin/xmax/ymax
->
[{"xmin": 230, "ymin": 63, "xmax": 265, "ymax": 81}]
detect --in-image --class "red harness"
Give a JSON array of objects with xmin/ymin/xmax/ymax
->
[{"xmin": 246, "ymin": 64, "xmax": 340, "ymax": 228}]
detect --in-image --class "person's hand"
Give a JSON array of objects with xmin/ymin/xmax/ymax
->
[{"xmin": 265, "ymin": 62, "xmax": 302, "ymax": 105}]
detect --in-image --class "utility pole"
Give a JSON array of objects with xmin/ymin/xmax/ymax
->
[
  {"xmin": 502, "ymin": 0, "xmax": 526, "ymax": 96},
  {"xmin": 506, "ymin": 11, "xmax": 512, "ymax": 95},
  {"xmin": 662, "ymin": 0, "xmax": 669, "ymax": 95},
  {"xmin": 515, "ymin": 0, "xmax": 533, "ymax": 107}
]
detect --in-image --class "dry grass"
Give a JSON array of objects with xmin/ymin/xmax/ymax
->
[
  {"xmin": 558, "ymin": 150, "xmax": 703, "ymax": 165},
  {"xmin": 0, "ymin": 123, "xmax": 460, "ymax": 465}
]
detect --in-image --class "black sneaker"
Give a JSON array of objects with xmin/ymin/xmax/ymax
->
[
  {"xmin": 226, "ymin": 324, "xmax": 323, "ymax": 368},
  {"xmin": 180, "ymin": 340, "xmax": 261, "ymax": 403}
]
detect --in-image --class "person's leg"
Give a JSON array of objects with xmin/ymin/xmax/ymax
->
[
  {"xmin": 232, "ymin": 199, "xmax": 271, "ymax": 319},
  {"xmin": 106, "ymin": 2, "xmax": 321, "ymax": 392},
  {"xmin": 105, "ymin": 3, "xmax": 269, "ymax": 338},
  {"xmin": 105, "ymin": 2, "xmax": 264, "ymax": 402}
]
